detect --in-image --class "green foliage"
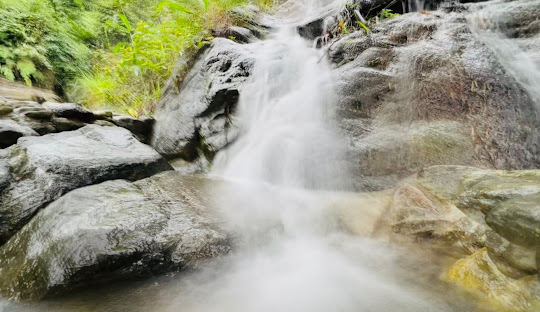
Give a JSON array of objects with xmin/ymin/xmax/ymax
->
[
  {"xmin": 356, "ymin": 21, "xmax": 371, "ymax": 33},
  {"xmin": 72, "ymin": 0, "xmax": 253, "ymax": 114},
  {"xmin": 379, "ymin": 9, "xmax": 400, "ymax": 21},
  {"xmin": 0, "ymin": 0, "xmax": 271, "ymax": 113}
]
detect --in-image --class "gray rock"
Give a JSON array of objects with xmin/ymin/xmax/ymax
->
[
  {"xmin": 42, "ymin": 102, "xmax": 96, "ymax": 123},
  {"xmin": 152, "ymin": 38, "xmax": 255, "ymax": 161},
  {"xmin": 0, "ymin": 125, "xmax": 172, "ymax": 245},
  {"xmin": 50, "ymin": 117, "xmax": 86, "ymax": 132},
  {"xmin": 0, "ymin": 172, "xmax": 230, "ymax": 300},
  {"xmin": 112, "ymin": 115, "xmax": 154, "ymax": 144},
  {"xmin": 214, "ymin": 26, "xmax": 258, "ymax": 43},
  {"xmin": 329, "ymin": 6, "xmax": 540, "ymax": 191},
  {"xmin": 297, "ymin": 17, "xmax": 324, "ymax": 40},
  {"xmin": 0, "ymin": 120, "xmax": 38, "ymax": 149}
]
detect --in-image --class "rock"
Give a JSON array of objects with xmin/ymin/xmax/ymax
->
[
  {"xmin": 10, "ymin": 104, "xmax": 56, "ymax": 135},
  {"xmin": 152, "ymin": 38, "xmax": 255, "ymax": 161},
  {"xmin": 383, "ymin": 166, "xmax": 538, "ymax": 273},
  {"xmin": 329, "ymin": 5, "xmax": 540, "ymax": 191},
  {"xmin": 347, "ymin": 121, "xmax": 476, "ymax": 191},
  {"xmin": 0, "ymin": 159, "xmax": 9, "ymax": 191},
  {"xmin": 0, "ymin": 78, "xmax": 60, "ymax": 103},
  {"xmin": 297, "ymin": 17, "xmax": 324, "ymax": 40},
  {"xmin": 457, "ymin": 170, "xmax": 540, "ymax": 248},
  {"xmin": 0, "ymin": 172, "xmax": 231, "ymax": 300},
  {"xmin": 0, "ymin": 120, "xmax": 38, "ymax": 149},
  {"xmin": 14, "ymin": 106, "xmax": 53, "ymax": 120},
  {"xmin": 0, "ymin": 104, "xmax": 13, "ymax": 116},
  {"xmin": 50, "ymin": 117, "xmax": 85, "ymax": 132},
  {"xmin": 446, "ymin": 249, "xmax": 540, "ymax": 312},
  {"xmin": 213, "ymin": 26, "xmax": 258, "ymax": 43},
  {"xmin": 93, "ymin": 110, "xmax": 113, "ymax": 120},
  {"xmin": 42, "ymin": 102, "xmax": 96, "ymax": 123},
  {"xmin": 486, "ymin": 194, "xmax": 540, "ymax": 248},
  {"xmin": 112, "ymin": 115, "xmax": 154, "ymax": 144},
  {"xmin": 0, "ymin": 125, "xmax": 172, "ymax": 245}
]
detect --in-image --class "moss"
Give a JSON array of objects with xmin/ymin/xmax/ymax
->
[{"xmin": 446, "ymin": 248, "xmax": 539, "ymax": 312}]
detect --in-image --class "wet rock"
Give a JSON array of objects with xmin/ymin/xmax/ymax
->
[
  {"xmin": 486, "ymin": 194, "xmax": 540, "ymax": 248},
  {"xmin": 0, "ymin": 172, "xmax": 230, "ymax": 300},
  {"xmin": 152, "ymin": 38, "xmax": 255, "ymax": 161},
  {"xmin": 42, "ymin": 102, "xmax": 96, "ymax": 123},
  {"xmin": 14, "ymin": 106, "xmax": 53, "ymax": 121},
  {"xmin": 446, "ymin": 249, "xmax": 540, "ymax": 312},
  {"xmin": 330, "ymin": 6, "xmax": 540, "ymax": 191},
  {"xmin": 347, "ymin": 121, "xmax": 475, "ymax": 191},
  {"xmin": 0, "ymin": 120, "xmax": 38, "ymax": 149},
  {"xmin": 297, "ymin": 17, "xmax": 324, "ymax": 40},
  {"xmin": 0, "ymin": 125, "xmax": 172, "ymax": 245},
  {"xmin": 457, "ymin": 170, "xmax": 540, "ymax": 248},
  {"xmin": 214, "ymin": 26, "xmax": 258, "ymax": 43},
  {"xmin": 383, "ymin": 166, "xmax": 538, "ymax": 273}
]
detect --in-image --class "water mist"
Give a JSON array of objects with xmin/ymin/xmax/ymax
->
[{"xmin": 173, "ymin": 3, "xmax": 461, "ymax": 311}]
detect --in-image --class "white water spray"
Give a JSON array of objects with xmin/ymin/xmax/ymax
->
[
  {"xmin": 468, "ymin": 0, "xmax": 540, "ymax": 111},
  {"xmin": 180, "ymin": 2, "xmax": 461, "ymax": 311}
]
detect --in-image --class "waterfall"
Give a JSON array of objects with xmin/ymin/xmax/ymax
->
[{"xmin": 174, "ymin": 2, "xmax": 460, "ymax": 311}]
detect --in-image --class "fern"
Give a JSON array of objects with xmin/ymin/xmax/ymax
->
[{"xmin": 16, "ymin": 58, "xmax": 36, "ymax": 85}]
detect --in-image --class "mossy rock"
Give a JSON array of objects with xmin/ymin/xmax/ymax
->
[{"xmin": 446, "ymin": 248, "xmax": 540, "ymax": 312}]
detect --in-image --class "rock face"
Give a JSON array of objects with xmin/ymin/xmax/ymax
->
[
  {"xmin": 152, "ymin": 38, "xmax": 256, "ymax": 164},
  {"xmin": 0, "ymin": 125, "xmax": 172, "ymax": 245},
  {"xmin": 0, "ymin": 172, "xmax": 231, "ymax": 300},
  {"xmin": 328, "ymin": 2, "xmax": 540, "ymax": 191}
]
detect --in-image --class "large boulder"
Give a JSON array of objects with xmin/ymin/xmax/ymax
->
[
  {"xmin": 0, "ymin": 172, "xmax": 230, "ymax": 300},
  {"xmin": 329, "ymin": 3, "xmax": 540, "ymax": 191},
  {"xmin": 0, "ymin": 125, "xmax": 172, "ymax": 245},
  {"xmin": 152, "ymin": 39, "xmax": 256, "ymax": 165}
]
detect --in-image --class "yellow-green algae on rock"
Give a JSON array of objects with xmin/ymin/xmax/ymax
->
[{"xmin": 446, "ymin": 248, "xmax": 540, "ymax": 312}]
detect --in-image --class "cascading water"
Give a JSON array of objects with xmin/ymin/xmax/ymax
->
[
  {"xmin": 467, "ymin": 0, "xmax": 540, "ymax": 111},
  {"xmin": 165, "ymin": 2, "xmax": 469, "ymax": 311}
]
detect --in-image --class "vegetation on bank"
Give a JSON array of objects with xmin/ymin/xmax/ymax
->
[{"xmin": 0, "ymin": 0, "xmax": 272, "ymax": 115}]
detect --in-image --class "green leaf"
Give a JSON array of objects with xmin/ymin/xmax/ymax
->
[
  {"xmin": 113, "ymin": 42, "xmax": 128, "ymax": 55},
  {"xmin": 356, "ymin": 21, "xmax": 371, "ymax": 33},
  {"xmin": 118, "ymin": 14, "xmax": 132, "ymax": 33},
  {"xmin": 16, "ymin": 58, "xmax": 36, "ymax": 86},
  {"xmin": 0, "ymin": 65, "xmax": 15, "ymax": 81}
]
